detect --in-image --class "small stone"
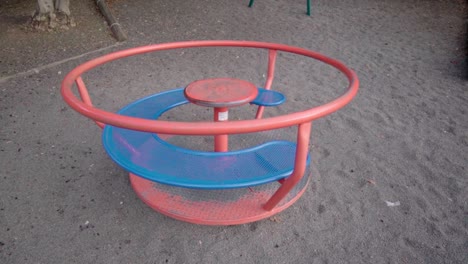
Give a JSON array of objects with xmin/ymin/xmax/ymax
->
[{"xmin": 49, "ymin": 21, "xmax": 57, "ymax": 29}]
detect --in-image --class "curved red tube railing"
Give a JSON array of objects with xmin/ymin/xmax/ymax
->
[{"xmin": 61, "ymin": 40, "xmax": 359, "ymax": 135}]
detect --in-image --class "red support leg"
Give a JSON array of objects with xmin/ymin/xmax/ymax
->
[
  {"xmin": 263, "ymin": 122, "xmax": 312, "ymax": 211},
  {"xmin": 75, "ymin": 77, "xmax": 105, "ymax": 129},
  {"xmin": 256, "ymin": 49, "xmax": 277, "ymax": 119}
]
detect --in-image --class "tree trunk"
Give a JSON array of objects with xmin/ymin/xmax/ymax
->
[
  {"xmin": 32, "ymin": 0, "xmax": 75, "ymax": 31},
  {"xmin": 55, "ymin": 0, "xmax": 70, "ymax": 16}
]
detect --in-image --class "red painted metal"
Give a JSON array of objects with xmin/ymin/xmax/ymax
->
[
  {"xmin": 184, "ymin": 78, "xmax": 258, "ymax": 108},
  {"xmin": 75, "ymin": 77, "xmax": 104, "ymax": 128},
  {"xmin": 263, "ymin": 122, "xmax": 312, "ymax": 211},
  {"xmin": 61, "ymin": 41, "xmax": 359, "ymax": 136},
  {"xmin": 129, "ymin": 172, "xmax": 310, "ymax": 225},
  {"xmin": 255, "ymin": 49, "xmax": 277, "ymax": 119},
  {"xmin": 184, "ymin": 78, "xmax": 258, "ymax": 152},
  {"xmin": 61, "ymin": 41, "xmax": 359, "ymax": 224},
  {"xmin": 184, "ymin": 78, "xmax": 259, "ymax": 152},
  {"xmin": 213, "ymin": 107, "xmax": 229, "ymax": 152}
]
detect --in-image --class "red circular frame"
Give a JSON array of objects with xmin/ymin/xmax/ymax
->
[{"xmin": 61, "ymin": 41, "xmax": 359, "ymax": 135}]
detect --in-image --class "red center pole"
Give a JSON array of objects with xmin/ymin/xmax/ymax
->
[{"xmin": 214, "ymin": 107, "xmax": 229, "ymax": 152}]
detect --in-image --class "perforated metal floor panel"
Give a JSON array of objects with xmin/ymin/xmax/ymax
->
[{"xmin": 129, "ymin": 167, "xmax": 310, "ymax": 225}]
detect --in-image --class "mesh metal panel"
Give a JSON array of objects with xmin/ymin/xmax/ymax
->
[
  {"xmin": 102, "ymin": 88, "xmax": 306, "ymax": 189},
  {"xmin": 130, "ymin": 167, "xmax": 311, "ymax": 225}
]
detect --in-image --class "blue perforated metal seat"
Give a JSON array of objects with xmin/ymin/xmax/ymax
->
[{"xmin": 102, "ymin": 88, "xmax": 305, "ymax": 189}]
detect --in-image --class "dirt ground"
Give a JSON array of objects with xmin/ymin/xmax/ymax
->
[
  {"xmin": 0, "ymin": 0, "xmax": 467, "ymax": 263},
  {"xmin": 0, "ymin": 0, "xmax": 116, "ymax": 79}
]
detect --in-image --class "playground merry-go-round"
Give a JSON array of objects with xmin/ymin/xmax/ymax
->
[{"xmin": 61, "ymin": 40, "xmax": 358, "ymax": 225}]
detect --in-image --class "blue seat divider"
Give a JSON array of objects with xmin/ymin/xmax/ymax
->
[
  {"xmin": 251, "ymin": 88, "xmax": 285, "ymax": 106},
  {"xmin": 102, "ymin": 87, "xmax": 307, "ymax": 189}
]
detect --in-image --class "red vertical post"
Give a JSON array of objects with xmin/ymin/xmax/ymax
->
[
  {"xmin": 76, "ymin": 77, "xmax": 105, "ymax": 129},
  {"xmin": 256, "ymin": 49, "xmax": 277, "ymax": 119},
  {"xmin": 214, "ymin": 107, "xmax": 229, "ymax": 152},
  {"xmin": 263, "ymin": 122, "xmax": 312, "ymax": 211}
]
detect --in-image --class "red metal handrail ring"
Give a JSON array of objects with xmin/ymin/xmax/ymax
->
[{"xmin": 61, "ymin": 40, "xmax": 359, "ymax": 135}]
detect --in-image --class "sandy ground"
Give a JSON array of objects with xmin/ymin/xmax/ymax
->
[{"xmin": 0, "ymin": 0, "xmax": 467, "ymax": 263}]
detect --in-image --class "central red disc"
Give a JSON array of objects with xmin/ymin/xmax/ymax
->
[{"xmin": 184, "ymin": 78, "xmax": 258, "ymax": 108}]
